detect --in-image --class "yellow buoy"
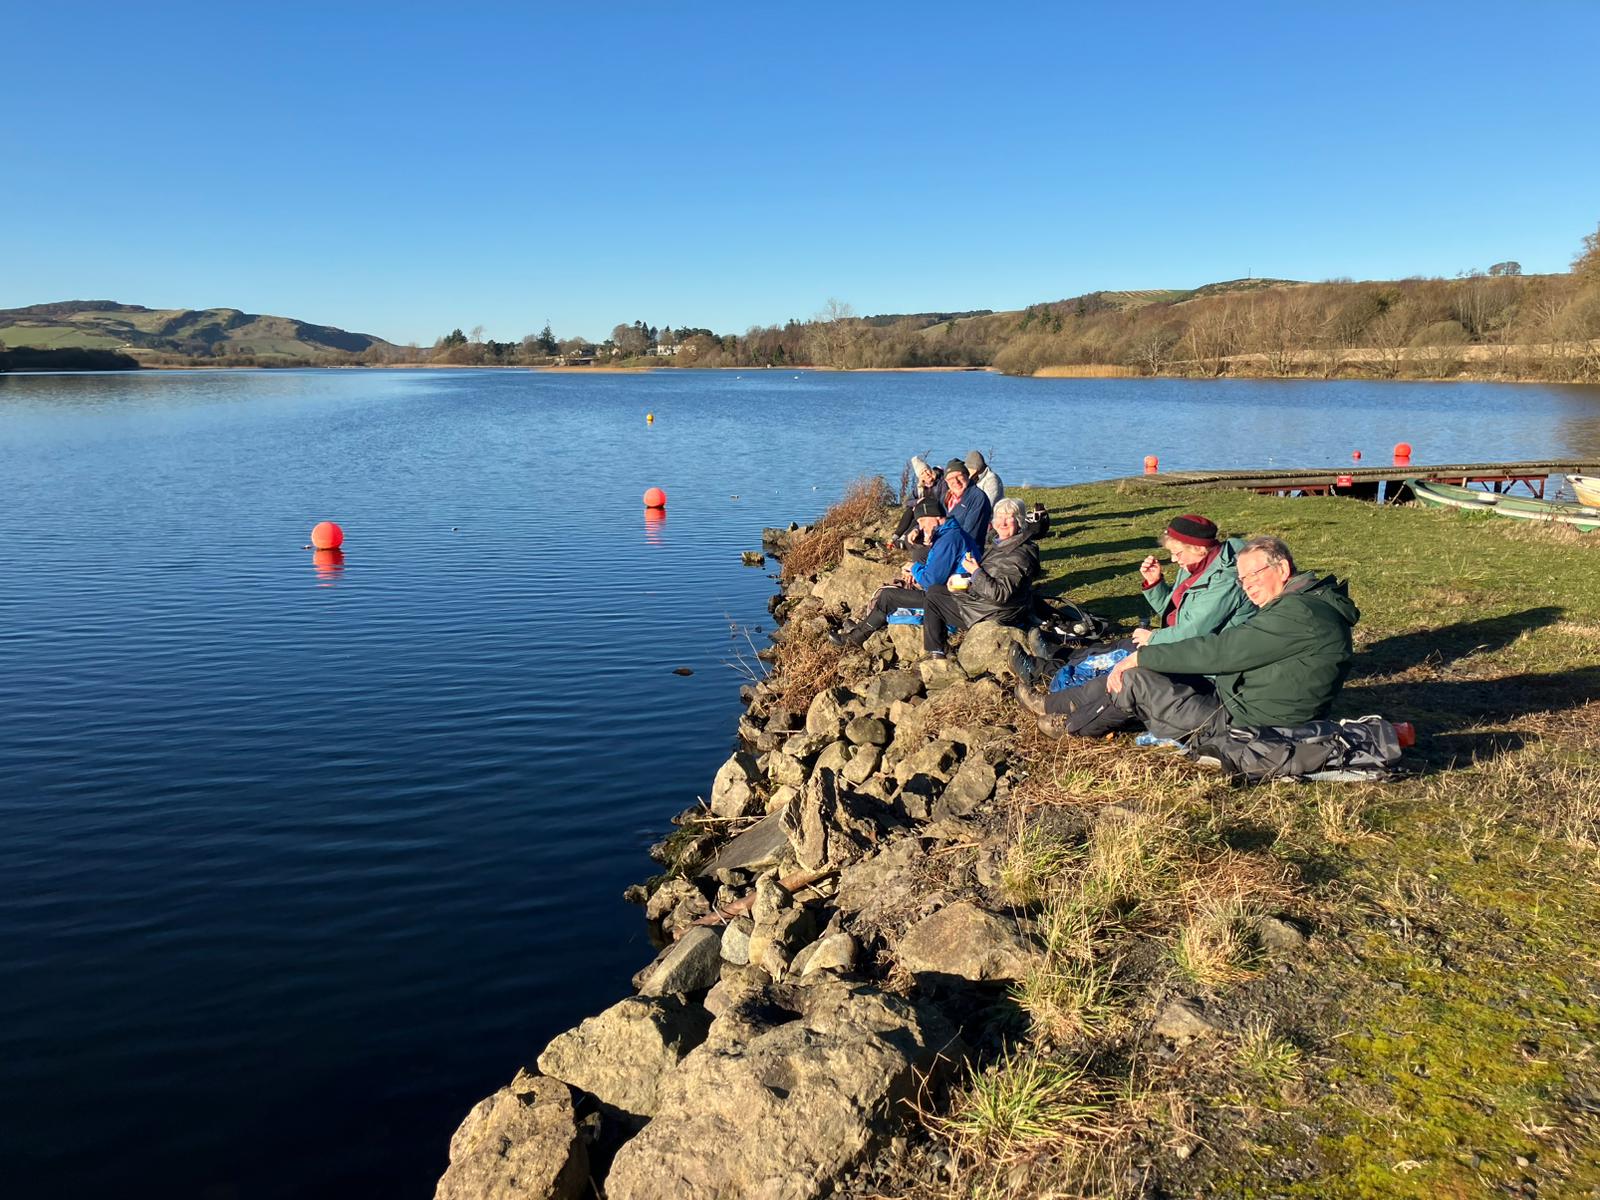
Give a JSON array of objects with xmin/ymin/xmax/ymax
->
[{"xmin": 646, "ymin": 412, "xmax": 654, "ymax": 424}]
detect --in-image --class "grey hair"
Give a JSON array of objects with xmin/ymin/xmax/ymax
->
[
  {"xmin": 993, "ymin": 497, "xmax": 1026, "ymax": 527},
  {"xmin": 1241, "ymin": 535, "xmax": 1295, "ymax": 573}
]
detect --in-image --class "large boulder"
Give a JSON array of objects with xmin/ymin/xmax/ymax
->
[
  {"xmin": 603, "ymin": 981, "xmax": 958, "ymax": 1200},
  {"xmin": 896, "ymin": 901, "xmax": 1039, "ymax": 983},
  {"xmin": 710, "ymin": 752, "xmax": 763, "ymax": 819},
  {"xmin": 811, "ymin": 554, "xmax": 893, "ymax": 616},
  {"xmin": 536, "ymin": 996, "xmax": 712, "ymax": 1124},
  {"xmin": 782, "ymin": 767, "xmax": 879, "ymax": 870},
  {"xmin": 893, "ymin": 738, "xmax": 961, "ymax": 784},
  {"xmin": 933, "ymin": 756, "xmax": 997, "ymax": 819},
  {"xmin": 435, "ymin": 1070, "xmax": 588, "ymax": 1200},
  {"xmin": 638, "ymin": 927, "xmax": 723, "ymax": 997},
  {"xmin": 854, "ymin": 670, "xmax": 924, "ymax": 714},
  {"xmin": 955, "ymin": 622, "xmax": 1027, "ymax": 679},
  {"xmin": 805, "ymin": 688, "xmax": 853, "ymax": 739},
  {"xmin": 836, "ymin": 839, "xmax": 925, "ymax": 932}
]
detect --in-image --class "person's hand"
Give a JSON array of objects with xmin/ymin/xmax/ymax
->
[
  {"xmin": 1130, "ymin": 626, "xmax": 1154, "ymax": 647},
  {"xmin": 1139, "ymin": 555, "xmax": 1163, "ymax": 587},
  {"xmin": 961, "ymin": 553, "xmax": 979, "ymax": 573},
  {"xmin": 1106, "ymin": 652, "xmax": 1138, "ymax": 695}
]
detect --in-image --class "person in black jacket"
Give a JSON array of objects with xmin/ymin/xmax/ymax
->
[{"xmin": 920, "ymin": 497, "xmax": 1039, "ymax": 657}]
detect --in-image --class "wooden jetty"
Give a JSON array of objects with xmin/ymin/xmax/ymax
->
[{"xmin": 1125, "ymin": 458, "xmax": 1600, "ymax": 502}]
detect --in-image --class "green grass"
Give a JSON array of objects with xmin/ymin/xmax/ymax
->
[
  {"xmin": 920, "ymin": 480, "xmax": 1600, "ymax": 1198},
  {"xmin": 0, "ymin": 322, "xmax": 125, "ymax": 349}
]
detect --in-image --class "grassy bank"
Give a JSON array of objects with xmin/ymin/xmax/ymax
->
[{"xmin": 870, "ymin": 481, "xmax": 1600, "ymax": 1197}]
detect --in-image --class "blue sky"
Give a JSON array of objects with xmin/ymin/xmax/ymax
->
[{"xmin": 4, "ymin": 1, "xmax": 1598, "ymax": 344}]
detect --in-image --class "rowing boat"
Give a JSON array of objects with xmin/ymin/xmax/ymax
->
[
  {"xmin": 1568, "ymin": 474, "xmax": 1600, "ymax": 508},
  {"xmin": 1408, "ymin": 479, "xmax": 1600, "ymax": 532}
]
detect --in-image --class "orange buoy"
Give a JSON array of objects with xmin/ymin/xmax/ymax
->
[
  {"xmin": 1393, "ymin": 441, "xmax": 1413, "ymax": 464},
  {"xmin": 310, "ymin": 521, "xmax": 344, "ymax": 550},
  {"xmin": 1143, "ymin": 455, "xmax": 1159, "ymax": 474},
  {"xmin": 643, "ymin": 487, "xmax": 667, "ymax": 509}
]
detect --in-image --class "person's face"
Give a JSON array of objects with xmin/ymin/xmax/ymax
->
[
  {"xmin": 993, "ymin": 512, "xmax": 1019, "ymax": 539},
  {"xmin": 1166, "ymin": 538, "xmax": 1211, "ymax": 570},
  {"xmin": 917, "ymin": 515, "xmax": 941, "ymax": 540},
  {"xmin": 946, "ymin": 470, "xmax": 968, "ymax": 494},
  {"xmin": 1237, "ymin": 550, "xmax": 1291, "ymax": 606},
  {"xmin": 918, "ymin": 467, "xmax": 937, "ymax": 489}
]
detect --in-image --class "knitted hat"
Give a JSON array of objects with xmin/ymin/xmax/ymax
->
[
  {"xmin": 945, "ymin": 458, "xmax": 969, "ymax": 478},
  {"xmin": 909, "ymin": 455, "xmax": 931, "ymax": 478},
  {"xmin": 913, "ymin": 496, "xmax": 944, "ymax": 520},
  {"xmin": 1163, "ymin": 514, "xmax": 1219, "ymax": 547},
  {"xmin": 965, "ymin": 450, "xmax": 987, "ymax": 473}
]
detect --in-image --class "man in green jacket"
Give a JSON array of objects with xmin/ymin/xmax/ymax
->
[{"xmin": 1068, "ymin": 535, "xmax": 1359, "ymax": 741}]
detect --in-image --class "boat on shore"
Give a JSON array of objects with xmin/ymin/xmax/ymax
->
[
  {"xmin": 1568, "ymin": 474, "xmax": 1600, "ymax": 507},
  {"xmin": 1409, "ymin": 478, "xmax": 1600, "ymax": 532}
]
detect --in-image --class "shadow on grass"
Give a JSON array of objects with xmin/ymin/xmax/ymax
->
[
  {"xmin": 1346, "ymin": 665, "xmax": 1600, "ymax": 732},
  {"xmin": 1040, "ymin": 536, "xmax": 1154, "ymax": 563},
  {"xmin": 1355, "ymin": 607, "xmax": 1565, "ymax": 675}
]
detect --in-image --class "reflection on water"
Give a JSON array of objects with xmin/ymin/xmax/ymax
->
[
  {"xmin": 643, "ymin": 508, "xmax": 667, "ymax": 545},
  {"xmin": 312, "ymin": 547, "xmax": 345, "ymax": 583}
]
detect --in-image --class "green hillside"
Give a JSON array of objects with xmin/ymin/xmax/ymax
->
[{"xmin": 0, "ymin": 301, "xmax": 396, "ymax": 362}]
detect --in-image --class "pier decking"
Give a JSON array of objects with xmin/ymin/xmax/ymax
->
[{"xmin": 1122, "ymin": 459, "xmax": 1600, "ymax": 501}]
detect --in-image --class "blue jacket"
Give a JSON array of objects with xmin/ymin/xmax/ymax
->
[
  {"xmin": 945, "ymin": 485, "xmax": 992, "ymax": 544},
  {"xmin": 912, "ymin": 518, "xmax": 982, "ymax": 589}
]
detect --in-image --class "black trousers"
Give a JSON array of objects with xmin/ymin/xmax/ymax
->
[
  {"xmin": 854, "ymin": 584, "xmax": 957, "ymax": 653},
  {"xmin": 1065, "ymin": 668, "xmax": 1230, "ymax": 742}
]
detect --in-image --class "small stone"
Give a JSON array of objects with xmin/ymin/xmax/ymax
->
[
  {"xmin": 845, "ymin": 715, "xmax": 890, "ymax": 746},
  {"xmin": 801, "ymin": 931, "xmax": 858, "ymax": 977},
  {"xmin": 919, "ymin": 657, "xmax": 969, "ymax": 690},
  {"xmin": 720, "ymin": 917, "xmax": 754, "ymax": 966},
  {"xmin": 741, "ymin": 551, "xmax": 766, "ymax": 567},
  {"xmin": 842, "ymin": 744, "xmax": 883, "ymax": 786},
  {"xmin": 897, "ymin": 901, "xmax": 1039, "ymax": 982},
  {"xmin": 934, "ymin": 756, "xmax": 996, "ymax": 818},
  {"xmin": 806, "ymin": 688, "xmax": 853, "ymax": 739},
  {"xmin": 435, "ymin": 1070, "xmax": 588, "ymax": 1200},
  {"xmin": 1152, "ymin": 997, "xmax": 1220, "ymax": 1046},
  {"xmin": 1258, "ymin": 915, "xmax": 1308, "ymax": 954}
]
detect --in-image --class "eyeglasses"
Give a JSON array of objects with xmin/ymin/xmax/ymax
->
[{"xmin": 1237, "ymin": 560, "xmax": 1282, "ymax": 584}]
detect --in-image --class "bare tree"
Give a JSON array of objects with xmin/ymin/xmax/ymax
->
[{"xmin": 469, "ymin": 324, "xmax": 486, "ymax": 344}]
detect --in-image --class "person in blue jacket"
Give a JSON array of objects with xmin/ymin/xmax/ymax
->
[
  {"xmin": 829, "ymin": 499, "xmax": 982, "ymax": 659},
  {"xmin": 908, "ymin": 459, "xmax": 991, "ymax": 562}
]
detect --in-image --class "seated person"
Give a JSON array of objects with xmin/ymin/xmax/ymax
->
[
  {"xmin": 891, "ymin": 456, "xmax": 947, "ymax": 547},
  {"xmin": 965, "ymin": 450, "xmax": 1004, "ymax": 504},
  {"xmin": 1014, "ymin": 514, "xmax": 1254, "ymax": 718},
  {"xmin": 1054, "ymin": 536, "xmax": 1359, "ymax": 742},
  {"xmin": 919, "ymin": 497, "xmax": 1038, "ymax": 658},
  {"xmin": 829, "ymin": 498, "xmax": 981, "ymax": 659},
  {"xmin": 910, "ymin": 459, "xmax": 992, "ymax": 562}
]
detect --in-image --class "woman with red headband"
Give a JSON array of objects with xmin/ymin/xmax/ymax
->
[
  {"xmin": 1131, "ymin": 513, "xmax": 1254, "ymax": 648},
  {"xmin": 1015, "ymin": 513, "xmax": 1254, "ymax": 723}
]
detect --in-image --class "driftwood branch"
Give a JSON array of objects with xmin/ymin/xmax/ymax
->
[{"xmin": 691, "ymin": 867, "xmax": 838, "ymax": 927}]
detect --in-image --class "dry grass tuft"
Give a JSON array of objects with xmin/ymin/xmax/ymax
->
[
  {"xmin": 1172, "ymin": 897, "xmax": 1260, "ymax": 987},
  {"xmin": 765, "ymin": 620, "xmax": 872, "ymax": 714},
  {"xmin": 780, "ymin": 475, "xmax": 894, "ymax": 582}
]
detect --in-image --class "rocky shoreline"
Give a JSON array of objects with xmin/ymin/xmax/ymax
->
[{"xmin": 433, "ymin": 503, "xmax": 1070, "ymax": 1199}]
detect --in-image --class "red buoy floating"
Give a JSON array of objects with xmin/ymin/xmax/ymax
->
[
  {"xmin": 1393, "ymin": 441, "xmax": 1413, "ymax": 465},
  {"xmin": 1352, "ymin": 450, "xmax": 1362, "ymax": 461},
  {"xmin": 643, "ymin": 487, "xmax": 667, "ymax": 509},
  {"xmin": 310, "ymin": 520, "xmax": 344, "ymax": 550},
  {"xmin": 1143, "ymin": 455, "xmax": 1159, "ymax": 475}
]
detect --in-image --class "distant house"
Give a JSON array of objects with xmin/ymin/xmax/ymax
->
[
  {"xmin": 649, "ymin": 343, "xmax": 682, "ymax": 357},
  {"xmin": 554, "ymin": 352, "xmax": 596, "ymax": 366}
]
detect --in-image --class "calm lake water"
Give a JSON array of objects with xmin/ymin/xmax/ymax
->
[{"xmin": 3, "ymin": 368, "xmax": 1599, "ymax": 1198}]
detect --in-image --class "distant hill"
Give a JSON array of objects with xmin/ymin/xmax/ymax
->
[{"xmin": 0, "ymin": 300, "xmax": 397, "ymax": 362}]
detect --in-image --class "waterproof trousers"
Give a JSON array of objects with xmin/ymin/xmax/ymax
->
[{"xmin": 1065, "ymin": 667, "xmax": 1232, "ymax": 742}]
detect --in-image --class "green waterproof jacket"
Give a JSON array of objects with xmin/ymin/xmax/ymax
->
[
  {"xmin": 1137, "ymin": 572, "xmax": 1360, "ymax": 728},
  {"xmin": 1142, "ymin": 537, "xmax": 1256, "ymax": 646}
]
